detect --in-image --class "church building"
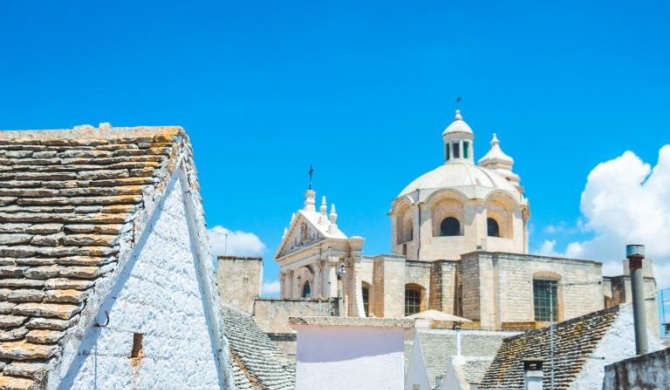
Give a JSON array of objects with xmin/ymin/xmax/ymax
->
[{"xmin": 268, "ymin": 108, "xmax": 658, "ymax": 332}]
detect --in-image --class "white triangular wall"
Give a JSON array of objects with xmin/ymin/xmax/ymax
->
[{"xmin": 58, "ymin": 174, "xmax": 227, "ymax": 389}]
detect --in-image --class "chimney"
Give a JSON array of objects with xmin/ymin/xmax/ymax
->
[
  {"xmin": 626, "ymin": 244, "xmax": 648, "ymax": 355},
  {"xmin": 523, "ymin": 360, "xmax": 543, "ymax": 390}
]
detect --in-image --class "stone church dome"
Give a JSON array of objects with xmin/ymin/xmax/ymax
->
[
  {"xmin": 398, "ymin": 162, "xmax": 522, "ymax": 202},
  {"xmin": 390, "ymin": 108, "xmax": 530, "ymax": 261}
]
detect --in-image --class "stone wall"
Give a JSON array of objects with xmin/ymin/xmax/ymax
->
[
  {"xmin": 372, "ymin": 255, "xmax": 406, "ymax": 318},
  {"xmin": 461, "ymin": 252, "xmax": 484, "ymax": 322},
  {"xmin": 252, "ymin": 298, "xmax": 338, "ymax": 334},
  {"xmin": 602, "ymin": 347, "xmax": 670, "ymax": 389},
  {"xmin": 429, "ymin": 261, "xmax": 458, "ymax": 313},
  {"xmin": 217, "ymin": 256, "xmax": 262, "ymax": 315},
  {"xmin": 460, "ymin": 252, "xmax": 606, "ymax": 330},
  {"xmin": 494, "ymin": 252, "xmax": 604, "ymax": 325},
  {"xmin": 405, "ymin": 260, "xmax": 432, "ymax": 312}
]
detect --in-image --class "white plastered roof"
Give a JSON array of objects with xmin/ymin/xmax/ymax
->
[
  {"xmin": 442, "ymin": 109, "xmax": 473, "ymax": 136},
  {"xmin": 397, "ymin": 162, "xmax": 523, "ymax": 203}
]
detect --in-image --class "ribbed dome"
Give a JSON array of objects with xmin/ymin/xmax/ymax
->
[
  {"xmin": 397, "ymin": 162, "xmax": 521, "ymax": 200},
  {"xmin": 442, "ymin": 109, "xmax": 473, "ymax": 136}
]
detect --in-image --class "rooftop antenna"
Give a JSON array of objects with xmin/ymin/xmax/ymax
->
[{"xmin": 308, "ymin": 165, "xmax": 314, "ymax": 189}]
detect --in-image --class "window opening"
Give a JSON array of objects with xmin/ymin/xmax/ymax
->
[
  {"xmin": 463, "ymin": 141, "xmax": 470, "ymax": 159},
  {"xmin": 131, "ymin": 333, "xmax": 144, "ymax": 358},
  {"xmin": 440, "ymin": 217, "xmax": 460, "ymax": 236},
  {"xmin": 405, "ymin": 287, "xmax": 422, "ymax": 316},
  {"xmin": 362, "ymin": 285, "xmax": 370, "ymax": 317},
  {"xmin": 487, "ymin": 218, "xmax": 500, "ymax": 237},
  {"xmin": 533, "ymin": 280, "xmax": 557, "ymax": 321},
  {"xmin": 452, "ymin": 142, "xmax": 460, "ymax": 158},
  {"xmin": 302, "ymin": 281, "xmax": 311, "ymax": 298}
]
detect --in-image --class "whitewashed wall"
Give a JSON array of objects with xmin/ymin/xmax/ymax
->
[
  {"xmin": 295, "ymin": 325, "xmax": 406, "ymax": 390},
  {"xmin": 572, "ymin": 304, "xmax": 664, "ymax": 389},
  {"xmin": 58, "ymin": 176, "xmax": 224, "ymax": 389}
]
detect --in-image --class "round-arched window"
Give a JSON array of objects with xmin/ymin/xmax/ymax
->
[
  {"xmin": 302, "ymin": 281, "xmax": 311, "ymax": 298},
  {"xmin": 440, "ymin": 217, "xmax": 460, "ymax": 236},
  {"xmin": 487, "ymin": 218, "xmax": 500, "ymax": 237}
]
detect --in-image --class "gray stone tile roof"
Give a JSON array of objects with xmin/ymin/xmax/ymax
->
[
  {"xmin": 416, "ymin": 330, "xmax": 513, "ymax": 389},
  {"xmin": 461, "ymin": 358, "xmax": 493, "ymax": 384},
  {"xmin": 478, "ymin": 305, "xmax": 621, "ymax": 390},
  {"xmin": 0, "ymin": 125, "xmax": 200, "ymax": 389},
  {"xmin": 222, "ymin": 305, "xmax": 295, "ymax": 390}
]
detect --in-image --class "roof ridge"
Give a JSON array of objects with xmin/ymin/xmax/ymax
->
[{"xmin": 0, "ymin": 125, "xmax": 184, "ymax": 141}]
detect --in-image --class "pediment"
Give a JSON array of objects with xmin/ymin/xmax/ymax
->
[{"xmin": 276, "ymin": 213, "xmax": 325, "ymax": 258}]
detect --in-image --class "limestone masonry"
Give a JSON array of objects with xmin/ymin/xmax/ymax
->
[{"xmin": 218, "ymin": 108, "xmax": 659, "ymax": 365}]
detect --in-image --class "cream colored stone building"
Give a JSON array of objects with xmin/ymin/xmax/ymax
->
[{"xmin": 220, "ymin": 109, "xmax": 658, "ymax": 353}]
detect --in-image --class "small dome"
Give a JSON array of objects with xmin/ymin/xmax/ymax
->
[
  {"xmin": 478, "ymin": 133, "xmax": 514, "ymax": 168},
  {"xmin": 397, "ymin": 162, "xmax": 522, "ymax": 201},
  {"xmin": 442, "ymin": 109, "xmax": 473, "ymax": 136}
]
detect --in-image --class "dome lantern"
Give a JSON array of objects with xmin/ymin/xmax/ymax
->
[{"xmin": 442, "ymin": 109, "xmax": 475, "ymax": 164}]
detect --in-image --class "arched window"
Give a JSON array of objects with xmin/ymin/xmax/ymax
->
[
  {"xmin": 301, "ymin": 281, "xmax": 311, "ymax": 298},
  {"xmin": 405, "ymin": 284, "xmax": 424, "ymax": 316},
  {"xmin": 440, "ymin": 217, "xmax": 460, "ymax": 236},
  {"xmin": 487, "ymin": 218, "xmax": 500, "ymax": 237}
]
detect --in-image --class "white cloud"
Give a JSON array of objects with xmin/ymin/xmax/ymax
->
[
  {"xmin": 537, "ymin": 239, "xmax": 559, "ymax": 257},
  {"xmin": 262, "ymin": 280, "xmax": 281, "ymax": 295},
  {"xmin": 208, "ymin": 225, "xmax": 266, "ymax": 257},
  {"xmin": 547, "ymin": 146, "xmax": 670, "ymax": 289}
]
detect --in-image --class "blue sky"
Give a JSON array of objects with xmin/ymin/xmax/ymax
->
[{"xmin": 1, "ymin": 1, "xmax": 669, "ymax": 292}]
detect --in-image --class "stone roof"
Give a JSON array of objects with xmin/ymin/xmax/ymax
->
[
  {"xmin": 478, "ymin": 305, "xmax": 621, "ymax": 390},
  {"xmin": 460, "ymin": 359, "xmax": 494, "ymax": 384},
  {"xmin": 0, "ymin": 125, "xmax": 211, "ymax": 389},
  {"xmin": 222, "ymin": 305, "xmax": 294, "ymax": 390},
  {"xmin": 414, "ymin": 329, "xmax": 516, "ymax": 389}
]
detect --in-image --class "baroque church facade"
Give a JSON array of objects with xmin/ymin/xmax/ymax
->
[{"xmin": 270, "ymin": 109, "xmax": 658, "ymax": 332}]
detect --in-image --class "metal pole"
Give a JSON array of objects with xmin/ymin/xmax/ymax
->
[{"xmin": 549, "ymin": 282, "xmax": 555, "ymax": 390}]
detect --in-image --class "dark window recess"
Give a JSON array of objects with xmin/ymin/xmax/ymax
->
[
  {"xmin": 302, "ymin": 281, "xmax": 311, "ymax": 298},
  {"xmin": 446, "ymin": 145, "xmax": 450, "ymax": 161},
  {"xmin": 440, "ymin": 217, "xmax": 460, "ymax": 236},
  {"xmin": 463, "ymin": 141, "xmax": 469, "ymax": 159},
  {"xmin": 487, "ymin": 218, "xmax": 500, "ymax": 237},
  {"xmin": 533, "ymin": 280, "xmax": 557, "ymax": 322},
  {"xmin": 362, "ymin": 286, "xmax": 370, "ymax": 317},
  {"xmin": 405, "ymin": 288, "xmax": 421, "ymax": 316},
  {"xmin": 452, "ymin": 143, "xmax": 460, "ymax": 158},
  {"xmin": 131, "ymin": 333, "xmax": 143, "ymax": 358}
]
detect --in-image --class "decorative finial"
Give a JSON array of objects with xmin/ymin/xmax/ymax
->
[
  {"xmin": 329, "ymin": 204, "xmax": 338, "ymax": 224},
  {"xmin": 320, "ymin": 196, "xmax": 327, "ymax": 215},
  {"xmin": 308, "ymin": 165, "xmax": 314, "ymax": 190},
  {"xmin": 491, "ymin": 133, "xmax": 500, "ymax": 146}
]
